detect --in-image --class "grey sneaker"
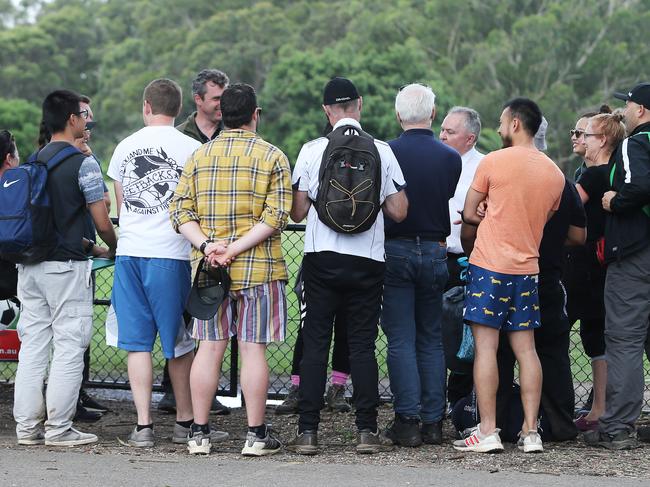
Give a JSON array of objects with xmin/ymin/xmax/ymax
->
[
  {"xmin": 275, "ymin": 385, "xmax": 299, "ymax": 415},
  {"xmin": 287, "ymin": 429, "xmax": 318, "ymax": 455},
  {"xmin": 187, "ymin": 430, "xmax": 211, "ymax": 455},
  {"xmin": 241, "ymin": 428, "xmax": 282, "ymax": 456},
  {"xmin": 172, "ymin": 423, "xmax": 229, "ymax": 444},
  {"xmin": 45, "ymin": 427, "xmax": 98, "ymax": 447},
  {"xmin": 325, "ymin": 384, "xmax": 351, "ymax": 413},
  {"xmin": 127, "ymin": 426, "xmax": 154, "ymax": 448},
  {"xmin": 356, "ymin": 428, "xmax": 393, "ymax": 454},
  {"xmin": 17, "ymin": 430, "xmax": 45, "ymax": 445},
  {"xmin": 584, "ymin": 429, "xmax": 639, "ymax": 450}
]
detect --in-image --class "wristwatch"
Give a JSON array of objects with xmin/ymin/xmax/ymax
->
[
  {"xmin": 199, "ymin": 239, "xmax": 213, "ymax": 255},
  {"xmin": 84, "ymin": 239, "xmax": 95, "ymax": 254}
]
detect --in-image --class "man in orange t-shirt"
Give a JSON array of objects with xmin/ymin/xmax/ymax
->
[{"xmin": 453, "ymin": 98, "xmax": 564, "ymax": 454}]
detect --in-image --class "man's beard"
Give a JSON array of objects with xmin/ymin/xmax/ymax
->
[{"xmin": 501, "ymin": 134, "xmax": 513, "ymax": 148}]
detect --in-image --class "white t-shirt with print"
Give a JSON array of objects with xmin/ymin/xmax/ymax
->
[
  {"xmin": 292, "ymin": 118, "xmax": 406, "ymax": 262},
  {"xmin": 107, "ymin": 125, "xmax": 201, "ymax": 260}
]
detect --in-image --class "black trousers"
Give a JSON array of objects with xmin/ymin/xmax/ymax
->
[
  {"xmin": 496, "ymin": 276, "xmax": 577, "ymax": 441},
  {"xmin": 291, "ymin": 311, "xmax": 350, "ymax": 376},
  {"xmin": 298, "ymin": 251, "xmax": 384, "ymax": 432}
]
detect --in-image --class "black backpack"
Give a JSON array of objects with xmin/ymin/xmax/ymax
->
[{"xmin": 315, "ymin": 125, "xmax": 382, "ymax": 234}]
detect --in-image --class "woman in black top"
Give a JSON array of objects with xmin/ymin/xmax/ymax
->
[{"xmin": 566, "ymin": 112, "xmax": 626, "ymax": 430}]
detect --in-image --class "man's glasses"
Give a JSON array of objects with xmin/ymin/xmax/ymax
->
[
  {"xmin": 76, "ymin": 109, "xmax": 89, "ymax": 119},
  {"xmin": 583, "ymin": 133, "xmax": 604, "ymax": 138},
  {"xmin": 569, "ymin": 129, "xmax": 585, "ymax": 138}
]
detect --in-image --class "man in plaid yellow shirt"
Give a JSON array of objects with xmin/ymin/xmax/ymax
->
[{"xmin": 170, "ymin": 83, "xmax": 291, "ymax": 456}]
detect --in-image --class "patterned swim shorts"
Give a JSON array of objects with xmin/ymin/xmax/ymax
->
[
  {"xmin": 463, "ymin": 264, "xmax": 541, "ymax": 331},
  {"xmin": 191, "ymin": 280, "xmax": 286, "ymax": 343}
]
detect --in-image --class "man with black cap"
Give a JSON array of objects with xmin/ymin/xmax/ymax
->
[
  {"xmin": 584, "ymin": 82, "xmax": 650, "ymax": 450},
  {"xmin": 288, "ymin": 77, "xmax": 408, "ymax": 455}
]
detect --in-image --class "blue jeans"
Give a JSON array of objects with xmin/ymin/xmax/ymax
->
[{"xmin": 381, "ymin": 238, "xmax": 448, "ymax": 423}]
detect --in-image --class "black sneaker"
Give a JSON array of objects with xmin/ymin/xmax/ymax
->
[
  {"xmin": 275, "ymin": 385, "xmax": 299, "ymax": 415},
  {"xmin": 325, "ymin": 384, "xmax": 351, "ymax": 413},
  {"xmin": 158, "ymin": 391, "xmax": 176, "ymax": 414},
  {"xmin": 79, "ymin": 389, "xmax": 110, "ymax": 412},
  {"xmin": 211, "ymin": 397, "xmax": 231, "ymax": 416},
  {"xmin": 287, "ymin": 429, "xmax": 318, "ymax": 455},
  {"xmin": 638, "ymin": 426, "xmax": 650, "ymax": 443},
  {"xmin": 356, "ymin": 428, "xmax": 393, "ymax": 454},
  {"xmin": 241, "ymin": 428, "xmax": 282, "ymax": 456},
  {"xmin": 73, "ymin": 402, "xmax": 102, "ymax": 423},
  {"xmin": 583, "ymin": 429, "xmax": 639, "ymax": 450},
  {"xmin": 421, "ymin": 420, "xmax": 443, "ymax": 445},
  {"xmin": 385, "ymin": 414, "xmax": 422, "ymax": 447}
]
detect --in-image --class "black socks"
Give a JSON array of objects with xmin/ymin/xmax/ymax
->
[
  {"xmin": 249, "ymin": 424, "xmax": 267, "ymax": 439},
  {"xmin": 136, "ymin": 423, "xmax": 153, "ymax": 431}
]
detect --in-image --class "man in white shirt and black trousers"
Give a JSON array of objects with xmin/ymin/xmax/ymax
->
[{"xmin": 289, "ymin": 77, "xmax": 408, "ymax": 455}]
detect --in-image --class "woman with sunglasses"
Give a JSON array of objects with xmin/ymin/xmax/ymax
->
[{"xmin": 566, "ymin": 111, "xmax": 626, "ymax": 431}]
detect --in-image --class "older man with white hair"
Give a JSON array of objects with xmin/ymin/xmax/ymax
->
[{"xmin": 382, "ymin": 83, "xmax": 461, "ymax": 447}]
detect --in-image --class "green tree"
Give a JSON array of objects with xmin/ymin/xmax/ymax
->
[{"xmin": 0, "ymin": 98, "xmax": 41, "ymax": 158}]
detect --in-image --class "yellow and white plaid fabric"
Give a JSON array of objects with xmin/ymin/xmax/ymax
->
[{"xmin": 170, "ymin": 129, "xmax": 292, "ymax": 291}]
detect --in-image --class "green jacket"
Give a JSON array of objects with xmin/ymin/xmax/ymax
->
[{"xmin": 175, "ymin": 112, "xmax": 222, "ymax": 144}]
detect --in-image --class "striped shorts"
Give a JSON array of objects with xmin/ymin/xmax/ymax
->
[{"xmin": 191, "ymin": 280, "xmax": 286, "ymax": 344}]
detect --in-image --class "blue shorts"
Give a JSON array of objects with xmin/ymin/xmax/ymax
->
[
  {"xmin": 463, "ymin": 264, "xmax": 541, "ymax": 331},
  {"xmin": 112, "ymin": 256, "xmax": 192, "ymax": 359}
]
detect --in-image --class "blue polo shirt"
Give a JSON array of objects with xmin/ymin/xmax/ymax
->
[{"xmin": 386, "ymin": 128, "xmax": 461, "ymax": 241}]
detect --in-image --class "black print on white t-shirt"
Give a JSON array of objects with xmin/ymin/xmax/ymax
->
[{"xmin": 121, "ymin": 147, "xmax": 182, "ymax": 215}]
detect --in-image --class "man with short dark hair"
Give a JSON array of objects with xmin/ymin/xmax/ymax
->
[
  {"xmin": 161, "ymin": 69, "xmax": 232, "ymax": 416},
  {"xmin": 288, "ymin": 77, "xmax": 407, "ymax": 455},
  {"xmin": 455, "ymin": 97, "xmax": 564, "ymax": 454},
  {"xmin": 171, "ymin": 83, "xmax": 291, "ymax": 457},
  {"xmin": 13, "ymin": 89, "xmax": 117, "ymax": 447},
  {"xmin": 382, "ymin": 84, "xmax": 461, "ymax": 447},
  {"xmin": 108, "ymin": 78, "xmax": 199, "ymax": 448},
  {"xmin": 177, "ymin": 69, "xmax": 229, "ymax": 143},
  {"xmin": 585, "ymin": 82, "xmax": 650, "ymax": 450}
]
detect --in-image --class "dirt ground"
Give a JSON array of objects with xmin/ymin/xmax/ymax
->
[{"xmin": 1, "ymin": 383, "xmax": 649, "ymax": 480}]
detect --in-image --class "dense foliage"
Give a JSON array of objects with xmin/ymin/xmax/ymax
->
[{"xmin": 2, "ymin": 0, "xmax": 649, "ymax": 174}]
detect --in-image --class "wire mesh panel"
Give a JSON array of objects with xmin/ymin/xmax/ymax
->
[{"xmin": 2, "ymin": 223, "xmax": 650, "ymax": 410}]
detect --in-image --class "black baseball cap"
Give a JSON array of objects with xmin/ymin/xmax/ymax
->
[
  {"xmin": 186, "ymin": 259, "xmax": 231, "ymax": 320},
  {"xmin": 614, "ymin": 82, "xmax": 650, "ymax": 110},
  {"xmin": 323, "ymin": 77, "xmax": 360, "ymax": 105}
]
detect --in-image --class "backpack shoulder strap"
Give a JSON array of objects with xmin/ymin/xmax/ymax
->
[{"xmin": 45, "ymin": 145, "xmax": 83, "ymax": 171}]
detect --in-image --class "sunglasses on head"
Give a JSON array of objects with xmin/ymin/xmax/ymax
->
[{"xmin": 569, "ymin": 129, "xmax": 585, "ymax": 138}]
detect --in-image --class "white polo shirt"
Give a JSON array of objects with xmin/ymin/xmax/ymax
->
[
  {"xmin": 446, "ymin": 146, "xmax": 484, "ymax": 254},
  {"xmin": 292, "ymin": 118, "xmax": 405, "ymax": 262}
]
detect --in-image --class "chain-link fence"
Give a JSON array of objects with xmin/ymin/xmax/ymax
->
[{"xmin": 2, "ymin": 224, "xmax": 649, "ymax": 410}]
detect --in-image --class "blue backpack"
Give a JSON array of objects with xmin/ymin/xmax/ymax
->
[{"xmin": 0, "ymin": 145, "xmax": 82, "ymax": 263}]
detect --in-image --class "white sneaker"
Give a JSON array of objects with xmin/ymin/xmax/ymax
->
[
  {"xmin": 517, "ymin": 430, "xmax": 543, "ymax": 453},
  {"xmin": 453, "ymin": 424, "xmax": 504, "ymax": 453}
]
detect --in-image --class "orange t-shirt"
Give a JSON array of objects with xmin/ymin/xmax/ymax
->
[{"xmin": 468, "ymin": 146, "xmax": 564, "ymax": 275}]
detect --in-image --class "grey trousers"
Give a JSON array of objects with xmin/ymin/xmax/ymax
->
[
  {"xmin": 13, "ymin": 260, "xmax": 93, "ymax": 440},
  {"xmin": 599, "ymin": 244, "xmax": 650, "ymax": 434}
]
